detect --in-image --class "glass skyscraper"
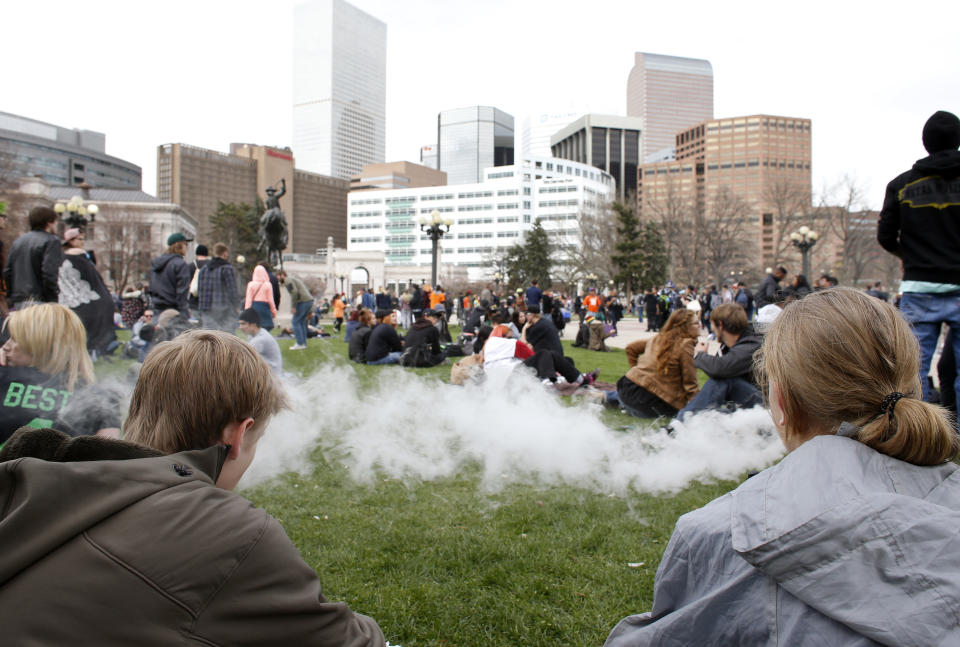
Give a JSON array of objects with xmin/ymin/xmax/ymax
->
[
  {"xmin": 437, "ymin": 107, "xmax": 514, "ymax": 185},
  {"xmin": 292, "ymin": 0, "xmax": 386, "ymax": 180}
]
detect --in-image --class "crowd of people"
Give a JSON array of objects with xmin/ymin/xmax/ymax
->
[{"xmin": 0, "ymin": 110, "xmax": 957, "ymax": 644}]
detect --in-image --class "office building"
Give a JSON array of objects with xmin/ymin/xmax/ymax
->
[
  {"xmin": 626, "ymin": 52, "xmax": 713, "ymax": 162},
  {"xmin": 519, "ymin": 111, "xmax": 579, "ymax": 158},
  {"xmin": 419, "ymin": 144, "xmax": 438, "ymax": 170},
  {"xmin": 347, "ymin": 156, "xmax": 614, "ymax": 281},
  {"xmin": 637, "ymin": 114, "xmax": 812, "ymax": 269},
  {"xmin": 437, "ymin": 107, "xmax": 514, "ymax": 185},
  {"xmin": 292, "ymin": 0, "xmax": 386, "ymax": 180},
  {"xmin": 0, "ymin": 110, "xmax": 141, "ymax": 189},
  {"xmin": 156, "ymin": 142, "xmax": 348, "ymax": 253},
  {"xmin": 550, "ymin": 114, "xmax": 642, "ymax": 202},
  {"xmin": 350, "ymin": 161, "xmax": 447, "ymax": 191}
]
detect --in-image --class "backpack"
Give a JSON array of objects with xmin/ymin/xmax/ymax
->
[{"xmin": 400, "ymin": 344, "xmax": 435, "ymax": 368}]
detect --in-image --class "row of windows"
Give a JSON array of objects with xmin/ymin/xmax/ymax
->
[
  {"xmin": 488, "ymin": 171, "xmax": 514, "ymax": 179},
  {"xmin": 421, "ymin": 193, "xmax": 454, "ymax": 201},
  {"xmin": 498, "ymin": 189, "xmax": 519, "ymax": 196},
  {"xmin": 384, "ymin": 221, "xmax": 415, "ymax": 230},
  {"xmin": 498, "ymin": 203, "xmax": 518, "ymax": 210},
  {"xmin": 385, "ymin": 235, "xmax": 416, "ymax": 244},
  {"xmin": 457, "ymin": 191, "xmax": 493, "ymax": 199},
  {"xmin": 385, "ymin": 197, "xmax": 415, "ymax": 205},
  {"xmin": 350, "ymin": 236, "xmax": 382, "ymax": 244},
  {"xmin": 538, "ymin": 185, "xmax": 578, "ymax": 194},
  {"xmin": 538, "ymin": 199, "xmax": 579, "ymax": 207},
  {"xmin": 547, "ymin": 228, "xmax": 578, "ymax": 237},
  {"xmin": 352, "ymin": 210, "xmax": 380, "ymax": 218},
  {"xmin": 420, "ymin": 206, "xmax": 454, "ymax": 213},
  {"xmin": 457, "ymin": 247, "xmax": 495, "ymax": 255},
  {"xmin": 539, "ymin": 213, "xmax": 578, "ymax": 222},
  {"xmin": 458, "ymin": 217, "xmax": 493, "ymax": 225},
  {"xmin": 498, "ymin": 216, "xmax": 520, "ymax": 223},
  {"xmin": 706, "ymin": 121, "xmax": 810, "ymax": 133},
  {"xmin": 458, "ymin": 204, "xmax": 493, "ymax": 212},
  {"xmin": 496, "ymin": 231, "xmax": 519, "ymax": 238},
  {"xmin": 350, "ymin": 222, "xmax": 381, "ymax": 230},
  {"xmin": 350, "ymin": 197, "xmax": 382, "ymax": 206},
  {"xmin": 388, "ymin": 207, "xmax": 416, "ymax": 216},
  {"xmin": 458, "ymin": 231, "xmax": 493, "ymax": 239}
]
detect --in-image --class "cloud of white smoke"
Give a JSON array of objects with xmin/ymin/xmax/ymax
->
[{"xmin": 242, "ymin": 364, "xmax": 785, "ymax": 495}]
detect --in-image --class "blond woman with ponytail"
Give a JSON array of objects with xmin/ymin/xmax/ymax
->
[{"xmin": 605, "ymin": 288, "xmax": 960, "ymax": 647}]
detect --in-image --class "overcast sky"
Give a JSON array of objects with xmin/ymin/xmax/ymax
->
[{"xmin": 5, "ymin": 0, "xmax": 958, "ymax": 209}]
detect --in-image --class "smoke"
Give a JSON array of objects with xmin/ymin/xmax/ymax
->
[{"xmin": 242, "ymin": 364, "xmax": 785, "ymax": 495}]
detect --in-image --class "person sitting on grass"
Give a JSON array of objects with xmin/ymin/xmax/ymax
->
[
  {"xmin": 0, "ymin": 329, "xmax": 386, "ymax": 646},
  {"xmin": 348, "ymin": 308, "xmax": 376, "ymax": 363},
  {"xmin": 0, "ymin": 302, "xmax": 110, "ymax": 445},
  {"xmin": 606, "ymin": 309, "xmax": 700, "ymax": 418},
  {"xmin": 365, "ymin": 309, "xmax": 404, "ymax": 365},
  {"xmin": 604, "ymin": 287, "xmax": 960, "ymax": 646},
  {"xmin": 402, "ymin": 308, "xmax": 445, "ymax": 367},
  {"xmin": 238, "ymin": 307, "xmax": 282, "ymax": 375},
  {"xmin": 676, "ymin": 302, "xmax": 762, "ymax": 419},
  {"xmin": 521, "ymin": 304, "xmax": 565, "ymax": 357}
]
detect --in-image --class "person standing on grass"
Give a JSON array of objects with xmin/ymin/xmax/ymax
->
[
  {"xmin": 878, "ymin": 110, "xmax": 960, "ymax": 410},
  {"xmin": 277, "ymin": 269, "xmax": 313, "ymax": 351},
  {"xmin": 4, "ymin": 206, "xmax": 64, "ymax": 308},
  {"xmin": 149, "ymin": 232, "xmax": 193, "ymax": 318},
  {"xmin": 245, "ymin": 265, "xmax": 277, "ymax": 331},
  {"xmin": 197, "ymin": 242, "xmax": 239, "ymax": 333},
  {"xmin": 331, "ymin": 292, "xmax": 347, "ymax": 332},
  {"xmin": 0, "ymin": 329, "xmax": 386, "ymax": 646},
  {"xmin": 238, "ymin": 307, "xmax": 282, "ymax": 375}
]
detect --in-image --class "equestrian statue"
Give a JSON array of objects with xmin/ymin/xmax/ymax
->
[{"xmin": 258, "ymin": 178, "xmax": 288, "ymax": 270}]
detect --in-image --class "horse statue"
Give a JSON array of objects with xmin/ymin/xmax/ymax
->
[{"xmin": 258, "ymin": 178, "xmax": 288, "ymax": 270}]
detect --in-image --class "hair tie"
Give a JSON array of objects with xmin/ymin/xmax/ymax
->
[{"xmin": 880, "ymin": 392, "xmax": 905, "ymax": 421}]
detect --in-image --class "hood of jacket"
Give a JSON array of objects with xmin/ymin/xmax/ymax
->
[
  {"xmin": 913, "ymin": 148, "xmax": 960, "ymax": 176},
  {"xmin": 150, "ymin": 252, "xmax": 182, "ymax": 273},
  {"xmin": 251, "ymin": 264, "xmax": 270, "ymax": 283},
  {"xmin": 730, "ymin": 435, "xmax": 960, "ymax": 644},
  {"xmin": 0, "ymin": 427, "xmax": 228, "ymax": 587}
]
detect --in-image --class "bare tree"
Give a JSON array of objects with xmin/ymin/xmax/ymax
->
[
  {"xmin": 763, "ymin": 176, "xmax": 811, "ymax": 267},
  {"xmin": 96, "ymin": 210, "xmax": 152, "ymax": 293},
  {"xmin": 821, "ymin": 176, "xmax": 877, "ymax": 285},
  {"xmin": 564, "ymin": 200, "xmax": 619, "ymax": 281},
  {"xmin": 642, "ymin": 174, "xmax": 704, "ymax": 284},
  {"xmin": 701, "ymin": 187, "xmax": 754, "ymax": 285}
]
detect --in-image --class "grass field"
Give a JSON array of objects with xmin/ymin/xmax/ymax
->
[{"xmin": 102, "ymin": 323, "xmax": 752, "ymax": 646}]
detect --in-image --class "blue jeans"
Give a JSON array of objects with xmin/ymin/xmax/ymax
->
[
  {"xmin": 293, "ymin": 300, "xmax": 313, "ymax": 346},
  {"xmin": 367, "ymin": 351, "xmax": 402, "ymax": 365},
  {"xmin": 678, "ymin": 376, "xmax": 762, "ymax": 419},
  {"xmin": 899, "ymin": 292, "xmax": 960, "ymax": 406}
]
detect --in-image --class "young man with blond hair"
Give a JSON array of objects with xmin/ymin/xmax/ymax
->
[{"xmin": 0, "ymin": 330, "xmax": 386, "ymax": 645}]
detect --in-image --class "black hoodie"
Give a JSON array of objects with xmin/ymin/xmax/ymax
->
[
  {"xmin": 149, "ymin": 252, "xmax": 191, "ymax": 314},
  {"xmin": 878, "ymin": 148, "xmax": 960, "ymax": 285}
]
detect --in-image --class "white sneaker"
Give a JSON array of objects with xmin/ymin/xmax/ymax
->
[{"xmin": 289, "ymin": 344, "xmax": 306, "ymax": 350}]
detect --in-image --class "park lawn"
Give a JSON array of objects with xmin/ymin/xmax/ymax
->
[{"xmin": 99, "ymin": 321, "xmax": 739, "ymax": 646}]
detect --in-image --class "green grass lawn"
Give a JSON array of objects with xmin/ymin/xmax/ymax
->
[{"xmin": 101, "ymin": 321, "xmax": 748, "ymax": 647}]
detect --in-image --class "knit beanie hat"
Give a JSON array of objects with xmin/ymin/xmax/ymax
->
[{"xmin": 922, "ymin": 111, "xmax": 960, "ymax": 153}]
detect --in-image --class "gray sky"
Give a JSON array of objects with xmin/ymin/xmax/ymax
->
[{"xmin": 5, "ymin": 0, "xmax": 958, "ymax": 209}]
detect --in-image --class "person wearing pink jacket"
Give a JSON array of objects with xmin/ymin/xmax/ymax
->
[{"xmin": 245, "ymin": 265, "xmax": 277, "ymax": 331}]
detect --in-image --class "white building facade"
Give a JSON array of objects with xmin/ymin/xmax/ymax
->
[
  {"xmin": 292, "ymin": 0, "xmax": 386, "ymax": 180},
  {"xmin": 347, "ymin": 157, "xmax": 614, "ymax": 282},
  {"xmin": 437, "ymin": 107, "xmax": 515, "ymax": 185}
]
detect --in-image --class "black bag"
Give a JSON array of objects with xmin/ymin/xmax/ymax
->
[
  {"xmin": 400, "ymin": 344, "xmax": 434, "ymax": 367},
  {"xmin": 443, "ymin": 343, "xmax": 465, "ymax": 358}
]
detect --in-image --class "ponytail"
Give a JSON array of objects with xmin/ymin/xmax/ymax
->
[{"xmin": 857, "ymin": 395, "xmax": 958, "ymax": 466}]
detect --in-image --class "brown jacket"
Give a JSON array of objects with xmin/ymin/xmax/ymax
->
[
  {"xmin": 0, "ymin": 428, "xmax": 385, "ymax": 646},
  {"xmin": 623, "ymin": 335, "xmax": 699, "ymax": 410}
]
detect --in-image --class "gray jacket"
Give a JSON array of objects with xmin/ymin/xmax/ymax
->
[{"xmin": 605, "ymin": 435, "xmax": 960, "ymax": 646}]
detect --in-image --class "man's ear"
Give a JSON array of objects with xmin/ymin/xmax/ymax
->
[{"xmin": 220, "ymin": 417, "xmax": 255, "ymax": 459}]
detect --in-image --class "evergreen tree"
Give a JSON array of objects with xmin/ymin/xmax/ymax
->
[
  {"xmin": 611, "ymin": 201, "xmax": 644, "ymax": 295},
  {"xmin": 637, "ymin": 221, "xmax": 668, "ymax": 290},
  {"xmin": 503, "ymin": 218, "xmax": 554, "ymax": 289},
  {"xmin": 208, "ymin": 200, "xmax": 261, "ymax": 275}
]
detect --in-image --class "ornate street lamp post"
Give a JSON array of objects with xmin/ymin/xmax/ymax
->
[
  {"xmin": 790, "ymin": 225, "xmax": 820, "ymax": 279},
  {"xmin": 419, "ymin": 209, "xmax": 452, "ymax": 288},
  {"xmin": 493, "ymin": 271, "xmax": 502, "ymax": 290},
  {"xmin": 338, "ymin": 274, "xmax": 346, "ymax": 294},
  {"xmin": 586, "ymin": 273, "xmax": 598, "ymax": 289},
  {"xmin": 54, "ymin": 195, "xmax": 98, "ymax": 231}
]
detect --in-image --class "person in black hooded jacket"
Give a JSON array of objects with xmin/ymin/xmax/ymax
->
[
  {"xmin": 878, "ymin": 110, "xmax": 960, "ymax": 407},
  {"xmin": 402, "ymin": 309, "xmax": 444, "ymax": 367},
  {"xmin": 149, "ymin": 233, "xmax": 193, "ymax": 316}
]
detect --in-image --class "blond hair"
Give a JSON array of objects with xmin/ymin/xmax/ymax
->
[
  {"xmin": 5, "ymin": 303, "xmax": 94, "ymax": 390},
  {"xmin": 760, "ymin": 287, "xmax": 958, "ymax": 465},
  {"xmin": 123, "ymin": 329, "xmax": 288, "ymax": 453}
]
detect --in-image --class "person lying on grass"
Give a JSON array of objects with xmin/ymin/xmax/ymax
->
[
  {"xmin": 605, "ymin": 287, "xmax": 960, "ymax": 646},
  {"xmin": 0, "ymin": 329, "xmax": 386, "ymax": 646}
]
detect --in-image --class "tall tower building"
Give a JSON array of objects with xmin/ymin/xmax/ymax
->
[
  {"xmin": 437, "ymin": 107, "xmax": 514, "ymax": 185},
  {"xmin": 293, "ymin": 0, "xmax": 386, "ymax": 180},
  {"xmin": 550, "ymin": 114, "xmax": 643, "ymax": 203},
  {"xmin": 627, "ymin": 52, "xmax": 713, "ymax": 162}
]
